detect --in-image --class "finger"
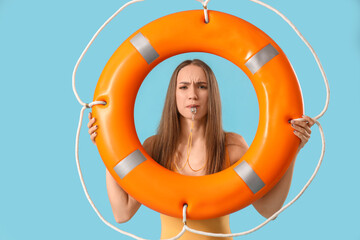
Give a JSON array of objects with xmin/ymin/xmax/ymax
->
[
  {"xmin": 291, "ymin": 124, "xmax": 311, "ymax": 138},
  {"xmin": 88, "ymin": 125, "xmax": 98, "ymax": 135},
  {"xmin": 87, "ymin": 117, "xmax": 96, "ymax": 128},
  {"xmin": 302, "ymin": 115, "xmax": 316, "ymax": 127},
  {"xmin": 90, "ymin": 132, "xmax": 97, "ymax": 144},
  {"xmin": 291, "ymin": 121, "xmax": 311, "ymax": 135},
  {"xmin": 88, "ymin": 112, "xmax": 92, "ymax": 120},
  {"xmin": 304, "ymin": 125, "xmax": 312, "ymax": 135},
  {"xmin": 293, "ymin": 130, "xmax": 309, "ymax": 142},
  {"xmin": 291, "ymin": 119, "xmax": 309, "ymax": 129}
]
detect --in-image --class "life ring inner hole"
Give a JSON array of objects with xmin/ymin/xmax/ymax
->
[{"xmin": 134, "ymin": 52, "xmax": 259, "ymax": 171}]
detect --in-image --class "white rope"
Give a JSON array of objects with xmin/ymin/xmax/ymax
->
[{"xmin": 73, "ymin": 0, "xmax": 329, "ymax": 239}]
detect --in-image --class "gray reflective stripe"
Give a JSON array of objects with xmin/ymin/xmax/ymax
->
[
  {"xmin": 130, "ymin": 32, "xmax": 159, "ymax": 64},
  {"xmin": 245, "ymin": 44, "xmax": 279, "ymax": 74},
  {"xmin": 113, "ymin": 149, "xmax": 146, "ymax": 179},
  {"xmin": 234, "ymin": 161, "xmax": 265, "ymax": 194}
]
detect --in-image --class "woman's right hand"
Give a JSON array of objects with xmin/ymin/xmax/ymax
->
[{"xmin": 88, "ymin": 112, "xmax": 98, "ymax": 145}]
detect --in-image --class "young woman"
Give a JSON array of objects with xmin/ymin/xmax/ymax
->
[{"xmin": 87, "ymin": 59, "xmax": 315, "ymax": 239}]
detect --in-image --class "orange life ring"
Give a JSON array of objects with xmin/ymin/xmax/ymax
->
[{"xmin": 92, "ymin": 10, "xmax": 303, "ymax": 220}]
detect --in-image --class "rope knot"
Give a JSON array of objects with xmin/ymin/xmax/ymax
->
[{"xmin": 195, "ymin": 0, "xmax": 210, "ymax": 8}]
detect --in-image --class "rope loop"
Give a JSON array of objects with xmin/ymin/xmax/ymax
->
[
  {"xmin": 88, "ymin": 100, "xmax": 107, "ymax": 108},
  {"xmin": 195, "ymin": 0, "xmax": 210, "ymax": 23},
  {"xmin": 182, "ymin": 204, "xmax": 188, "ymax": 224},
  {"xmin": 84, "ymin": 101, "xmax": 106, "ymax": 109}
]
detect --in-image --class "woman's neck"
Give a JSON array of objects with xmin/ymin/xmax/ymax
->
[{"xmin": 179, "ymin": 116, "xmax": 206, "ymax": 145}]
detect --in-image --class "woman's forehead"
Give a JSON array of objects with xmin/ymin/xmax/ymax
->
[{"xmin": 177, "ymin": 65, "xmax": 207, "ymax": 83}]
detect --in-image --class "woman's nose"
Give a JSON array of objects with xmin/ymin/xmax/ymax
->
[{"xmin": 188, "ymin": 85, "xmax": 198, "ymax": 100}]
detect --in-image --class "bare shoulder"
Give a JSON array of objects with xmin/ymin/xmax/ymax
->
[
  {"xmin": 143, "ymin": 135, "xmax": 157, "ymax": 154},
  {"xmin": 225, "ymin": 132, "xmax": 248, "ymax": 147},
  {"xmin": 225, "ymin": 132, "xmax": 249, "ymax": 166}
]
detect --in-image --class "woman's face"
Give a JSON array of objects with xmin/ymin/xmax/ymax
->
[{"xmin": 176, "ymin": 64, "xmax": 209, "ymax": 120}]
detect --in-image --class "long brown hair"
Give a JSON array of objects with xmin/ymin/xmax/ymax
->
[{"xmin": 150, "ymin": 59, "xmax": 226, "ymax": 175}]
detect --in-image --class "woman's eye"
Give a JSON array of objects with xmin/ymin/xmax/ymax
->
[
  {"xmin": 199, "ymin": 85, "xmax": 207, "ymax": 89},
  {"xmin": 179, "ymin": 86, "xmax": 187, "ymax": 89}
]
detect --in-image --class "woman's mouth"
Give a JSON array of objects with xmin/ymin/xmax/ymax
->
[{"xmin": 187, "ymin": 105, "xmax": 199, "ymax": 108}]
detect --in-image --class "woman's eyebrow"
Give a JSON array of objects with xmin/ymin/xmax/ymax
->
[
  {"xmin": 178, "ymin": 81, "xmax": 190, "ymax": 85},
  {"xmin": 178, "ymin": 81, "xmax": 208, "ymax": 85}
]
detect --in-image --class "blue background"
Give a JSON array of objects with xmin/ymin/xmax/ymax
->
[{"xmin": 1, "ymin": 0, "xmax": 359, "ymax": 239}]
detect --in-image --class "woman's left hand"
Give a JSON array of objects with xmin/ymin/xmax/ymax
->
[{"xmin": 290, "ymin": 115, "xmax": 316, "ymax": 150}]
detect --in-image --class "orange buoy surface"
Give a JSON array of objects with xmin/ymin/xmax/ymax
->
[{"xmin": 92, "ymin": 10, "xmax": 303, "ymax": 220}]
